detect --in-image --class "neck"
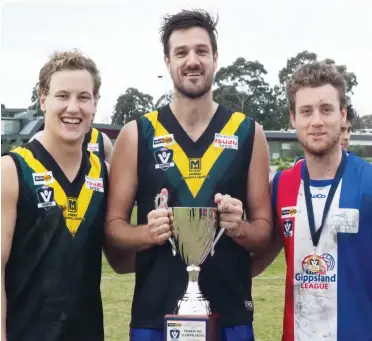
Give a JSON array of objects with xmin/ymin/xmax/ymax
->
[
  {"xmin": 170, "ymin": 90, "xmax": 218, "ymax": 128},
  {"xmin": 39, "ymin": 130, "xmax": 83, "ymax": 170},
  {"xmin": 305, "ymin": 145, "xmax": 343, "ymax": 180}
]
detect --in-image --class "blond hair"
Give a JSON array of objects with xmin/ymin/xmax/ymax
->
[{"xmin": 38, "ymin": 49, "xmax": 101, "ymax": 98}]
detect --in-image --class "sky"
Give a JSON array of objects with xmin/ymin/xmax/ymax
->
[{"xmin": 1, "ymin": 0, "xmax": 371, "ymax": 123}]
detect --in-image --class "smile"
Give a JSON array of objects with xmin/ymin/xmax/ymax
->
[{"xmin": 61, "ymin": 117, "xmax": 82, "ymax": 124}]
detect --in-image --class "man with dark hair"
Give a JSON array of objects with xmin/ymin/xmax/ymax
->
[
  {"xmin": 252, "ymin": 61, "xmax": 372, "ymax": 341},
  {"xmin": 105, "ymin": 9, "xmax": 272, "ymax": 341},
  {"xmin": 340, "ymin": 104, "xmax": 355, "ymax": 152}
]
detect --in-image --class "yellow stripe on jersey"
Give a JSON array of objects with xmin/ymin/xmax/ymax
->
[
  {"xmin": 144, "ymin": 111, "xmax": 246, "ymax": 198},
  {"xmin": 90, "ymin": 128, "xmax": 99, "ymax": 144},
  {"xmin": 12, "ymin": 147, "xmax": 102, "ymax": 236}
]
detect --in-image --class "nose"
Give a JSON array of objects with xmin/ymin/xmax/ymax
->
[
  {"xmin": 310, "ymin": 109, "xmax": 324, "ymax": 127},
  {"xmin": 186, "ymin": 50, "xmax": 201, "ymax": 67},
  {"xmin": 66, "ymin": 98, "xmax": 80, "ymax": 113}
]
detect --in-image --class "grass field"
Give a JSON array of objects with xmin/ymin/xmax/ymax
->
[{"xmin": 101, "ymin": 208, "xmax": 286, "ymax": 341}]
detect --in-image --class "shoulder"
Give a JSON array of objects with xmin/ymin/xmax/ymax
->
[{"xmin": 1, "ymin": 154, "xmax": 19, "ymax": 198}]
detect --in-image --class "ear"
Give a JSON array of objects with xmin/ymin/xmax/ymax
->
[
  {"xmin": 341, "ymin": 106, "xmax": 347, "ymax": 123},
  {"xmin": 213, "ymin": 51, "xmax": 218, "ymax": 72},
  {"xmin": 290, "ymin": 111, "xmax": 296, "ymax": 128},
  {"xmin": 40, "ymin": 94, "xmax": 46, "ymax": 113},
  {"xmin": 164, "ymin": 55, "xmax": 171, "ymax": 74}
]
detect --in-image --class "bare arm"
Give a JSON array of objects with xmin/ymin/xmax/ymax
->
[
  {"xmin": 232, "ymin": 122, "xmax": 273, "ymax": 249},
  {"xmin": 104, "ymin": 121, "xmax": 145, "ymax": 274},
  {"xmin": 102, "ymin": 132, "xmax": 113, "ymax": 164},
  {"xmin": 1, "ymin": 156, "xmax": 19, "ymax": 341},
  {"xmin": 104, "ymin": 121, "xmax": 171, "ymax": 274},
  {"xmin": 251, "ymin": 220, "xmax": 283, "ymax": 277}
]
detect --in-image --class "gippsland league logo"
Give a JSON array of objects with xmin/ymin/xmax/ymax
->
[{"xmin": 295, "ymin": 253, "xmax": 336, "ymax": 290}]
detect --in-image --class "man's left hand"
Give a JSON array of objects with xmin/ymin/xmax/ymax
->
[{"xmin": 215, "ymin": 193, "xmax": 244, "ymax": 238}]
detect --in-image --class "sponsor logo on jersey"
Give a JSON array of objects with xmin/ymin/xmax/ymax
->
[
  {"xmin": 153, "ymin": 134, "xmax": 175, "ymax": 148},
  {"xmin": 312, "ymin": 193, "xmax": 326, "ymax": 199},
  {"xmin": 33, "ymin": 171, "xmax": 54, "ymax": 185},
  {"xmin": 36, "ymin": 186, "xmax": 57, "ymax": 209},
  {"xmin": 295, "ymin": 253, "xmax": 336, "ymax": 290},
  {"xmin": 214, "ymin": 133, "xmax": 238, "ymax": 150},
  {"xmin": 154, "ymin": 148, "xmax": 174, "ymax": 171},
  {"xmin": 283, "ymin": 219, "xmax": 293, "ymax": 238},
  {"xmin": 87, "ymin": 143, "xmax": 99, "ymax": 152},
  {"xmin": 85, "ymin": 176, "xmax": 104, "ymax": 192},
  {"xmin": 281, "ymin": 206, "xmax": 297, "ymax": 219}
]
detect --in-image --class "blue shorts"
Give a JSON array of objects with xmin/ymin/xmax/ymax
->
[{"xmin": 130, "ymin": 324, "xmax": 255, "ymax": 341}]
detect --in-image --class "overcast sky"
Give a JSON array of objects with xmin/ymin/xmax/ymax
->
[{"xmin": 1, "ymin": 0, "xmax": 371, "ymax": 123}]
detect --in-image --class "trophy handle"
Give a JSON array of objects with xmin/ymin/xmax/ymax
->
[
  {"xmin": 210, "ymin": 228, "xmax": 225, "ymax": 256},
  {"xmin": 154, "ymin": 193, "xmax": 177, "ymax": 256}
]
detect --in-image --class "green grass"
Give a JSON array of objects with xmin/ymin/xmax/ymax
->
[{"xmin": 101, "ymin": 208, "xmax": 286, "ymax": 341}]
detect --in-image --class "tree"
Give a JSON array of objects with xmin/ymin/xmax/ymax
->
[
  {"xmin": 29, "ymin": 82, "xmax": 44, "ymax": 117},
  {"xmin": 155, "ymin": 91, "xmax": 173, "ymax": 108},
  {"xmin": 278, "ymin": 50, "xmax": 318, "ymax": 86},
  {"xmin": 213, "ymin": 57, "xmax": 278, "ymax": 128},
  {"xmin": 111, "ymin": 87, "xmax": 154, "ymax": 125}
]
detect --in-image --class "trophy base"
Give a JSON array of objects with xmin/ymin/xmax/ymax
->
[{"xmin": 164, "ymin": 313, "xmax": 219, "ymax": 341}]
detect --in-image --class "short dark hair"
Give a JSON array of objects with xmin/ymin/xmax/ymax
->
[
  {"xmin": 160, "ymin": 9, "xmax": 218, "ymax": 57},
  {"xmin": 346, "ymin": 104, "xmax": 356, "ymax": 123},
  {"xmin": 287, "ymin": 61, "xmax": 346, "ymax": 113}
]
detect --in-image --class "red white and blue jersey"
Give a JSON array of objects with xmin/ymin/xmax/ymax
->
[{"xmin": 272, "ymin": 152, "xmax": 372, "ymax": 341}]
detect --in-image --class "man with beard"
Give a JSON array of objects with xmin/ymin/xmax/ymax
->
[
  {"xmin": 252, "ymin": 61, "xmax": 372, "ymax": 341},
  {"xmin": 104, "ymin": 9, "xmax": 272, "ymax": 341}
]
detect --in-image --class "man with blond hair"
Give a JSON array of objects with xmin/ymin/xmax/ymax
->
[{"xmin": 1, "ymin": 50, "xmax": 108, "ymax": 341}]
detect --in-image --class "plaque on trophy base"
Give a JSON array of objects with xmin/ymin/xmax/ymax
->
[{"xmin": 164, "ymin": 313, "xmax": 219, "ymax": 341}]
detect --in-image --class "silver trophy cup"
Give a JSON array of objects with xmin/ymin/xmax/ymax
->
[{"xmin": 171, "ymin": 207, "xmax": 224, "ymax": 316}]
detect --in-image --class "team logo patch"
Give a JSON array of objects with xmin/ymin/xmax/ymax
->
[
  {"xmin": 281, "ymin": 206, "xmax": 297, "ymax": 219},
  {"xmin": 214, "ymin": 133, "xmax": 238, "ymax": 150},
  {"xmin": 153, "ymin": 134, "xmax": 175, "ymax": 148},
  {"xmin": 154, "ymin": 148, "xmax": 174, "ymax": 171},
  {"xmin": 85, "ymin": 176, "xmax": 104, "ymax": 192},
  {"xmin": 33, "ymin": 171, "xmax": 54, "ymax": 185},
  {"xmin": 295, "ymin": 253, "xmax": 336, "ymax": 290},
  {"xmin": 87, "ymin": 143, "xmax": 99, "ymax": 152},
  {"xmin": 36, "ymin": 186, "xmax": 57, "ymax": 209},
  {"xmin": 189, "ymin": 158, "xmax": 201, "ymax": 172},
  {"xmin": 67, "ymin": 197, "xmax": 78, "ymax": 212},
  {"xmin": 283, "ymin": 219, "xmax": 293, "ymax": 238},
  {"xmin": 169, "ymin": 328, "xmax": 180, "ymax": 340}
]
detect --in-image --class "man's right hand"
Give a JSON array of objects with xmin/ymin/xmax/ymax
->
[{"xmin": 146, "ymin": 188, "xmax": 173, "ymax": 246}]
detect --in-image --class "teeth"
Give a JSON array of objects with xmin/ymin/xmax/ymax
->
[
  {"xmin": 62, "ymin": 118, "xmax": 80, "ymax": 124},
  {"xmin": 185, "ymin": 73, "xmax": 201, "ymax": 76}
]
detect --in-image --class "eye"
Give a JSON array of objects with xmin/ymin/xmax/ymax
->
[
  {"xmin": 323, "ymin": 106, "xmax": 333, "ymax": 113},
  {"xmin": 301, "ymin": 108, "xmax": 311, "ymax": 115},
  {"xmin": 197, "ymin": 49, "xmax": 208, "ymax": 55},
  {"xmin": 176, "ymin": 51, "xmax": 186, "ymax": 57},
  {"xmin": 57, "ymin": 94, "xmax": 68, "ymax": 99}
]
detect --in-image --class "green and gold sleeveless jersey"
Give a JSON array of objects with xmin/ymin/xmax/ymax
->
[
  {"xmin": 131, "ymin": 105, "xmax": 256, "ymax": 330},
  {"xmin": 5, "ymin": 140, "xmax": 107, "ymax": 341},
  {"xmin": 83, "ymin": 127, "xmax": 105, "ymax": 160}
]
